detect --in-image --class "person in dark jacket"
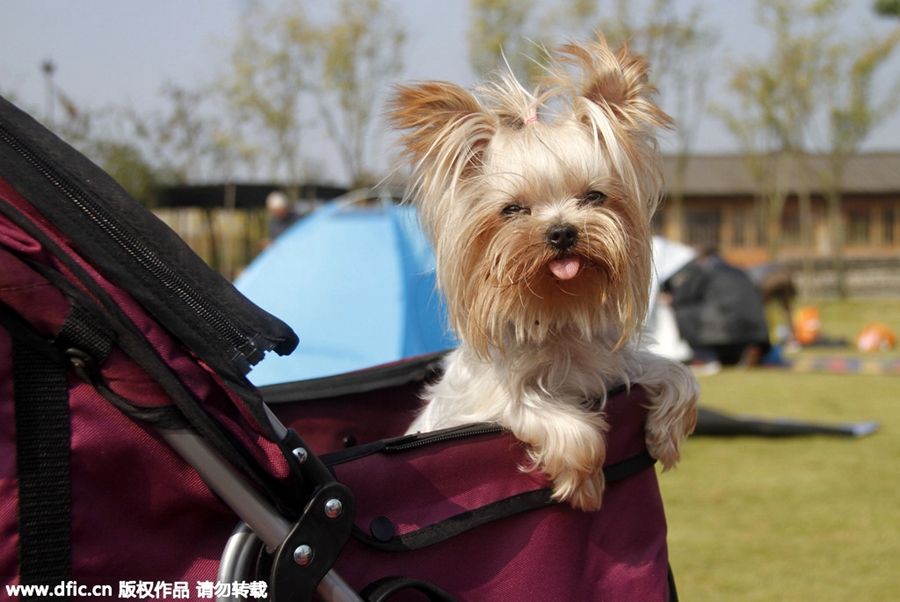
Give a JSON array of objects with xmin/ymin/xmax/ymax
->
[{"xmin": 665, "ymin": 247, "xmax": 771, "ymax": 366}]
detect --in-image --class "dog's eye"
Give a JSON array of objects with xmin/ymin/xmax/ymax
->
[
  {"xmin": 581, "ymin": 190, "xmax": 608, "ymax": 205},
  {"xmin": 501, "ymin": 205, "xmax": 530, "ymax": 216}
]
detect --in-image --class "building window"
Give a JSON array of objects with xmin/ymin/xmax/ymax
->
[
  {"xmin": 731, "ymin": 211, "xmax": 747, "ymax": 246},
  {"xmin": 885, "ymin": 207, "xmax": 895, "ymax": 245},
  {"xmin": 781, "ymin": 210, "xmax": 801, "ymax": 245},
  {"xmin": 847, "ymin": 208, "xmax": 870, "ymax": 245},
  {"xmin": 729, "ymin": 208, "xmax": 762, "ymax": 247},
  {"xmin": 686, "ymin": 210, "xmax": 720, "ymax": 250}
]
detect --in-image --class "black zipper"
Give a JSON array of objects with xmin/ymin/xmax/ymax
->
[
  {"xmin": 385, "ymin": 424, "xmax": 507, "ymax": 452},
  {"xmin": 0, "ymin": 121, "xmax": 266, "ymax": 372}
]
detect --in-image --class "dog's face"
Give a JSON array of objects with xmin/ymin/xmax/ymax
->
[
  {"xmin": 443, "ymin": 120, "xmax": 654, "ymax": 355},
  {"xmin": 390, "ymin": 35, "xmax": 671, "ymax": 357}
]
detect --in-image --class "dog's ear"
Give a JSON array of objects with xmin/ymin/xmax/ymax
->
[
  {"xmin": 550, "ymin": 33, "xmax": 672, "ymax": 134},
  {"xmin": 388, "ymin": 82, "xmax": 496, "ymax": 189},
  {"xmin": 544, "ymin": 33, "xmax": 672, "ymax": 213}
]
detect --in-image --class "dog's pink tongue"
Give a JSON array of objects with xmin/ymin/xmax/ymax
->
[{"xmin": 549, "ymin": 256, "xmax": 581, "ymax": 280}]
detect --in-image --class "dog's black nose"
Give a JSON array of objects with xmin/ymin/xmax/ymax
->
[{"xmin": 547, "ymin": 223, "xmax": 578, "ymax": 251}]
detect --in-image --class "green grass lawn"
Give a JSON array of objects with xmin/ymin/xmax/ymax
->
[{"xmin": 660, "ymin": 299, "xmax": 900, "ymax": 601}]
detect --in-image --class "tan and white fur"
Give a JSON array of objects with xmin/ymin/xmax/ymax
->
[{"xmin": 388, "ymin": 33, "xmax": 699, "ymax": 511}]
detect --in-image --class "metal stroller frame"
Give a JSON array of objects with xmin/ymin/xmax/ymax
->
[{"xmin": 160, "ymin": 406, "xmax": 364, "ymax": 602}]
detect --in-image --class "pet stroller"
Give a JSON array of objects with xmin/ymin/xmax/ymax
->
[{"xmin": 0, "ymin": 94, "xmax": 677, "ymax": 601}]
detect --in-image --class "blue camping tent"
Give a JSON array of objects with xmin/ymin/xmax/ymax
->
[{"xmin": 235, "ymin": 189, "xmax": 456, "ymax": 385}]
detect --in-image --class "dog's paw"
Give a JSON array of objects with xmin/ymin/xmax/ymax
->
[
  {"xmin": 643, "ymin": 364, "xmax": 700, "ymax": 470},
  {"xmin": 519, "ymin": 415, "xmax": 609, "ymax": 511},
  {"xmin": 512, "ymin": 405, "xmax": 608, "ymax": 511},
  {"xmin": 550, "ymin": 464, "xmax": 606, "ymax": 511},
  {"xmin": 645, "ymin": 415, "xmax": 692, "ymax": 470}
]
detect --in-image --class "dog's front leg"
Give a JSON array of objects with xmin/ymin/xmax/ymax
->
[
  {"xmin": 508, "ymin": 399, "xmax": 610, "ymax": 511},
  {"xmin": 634, "ymin": 353, "xmax": 700, "ymax": 469}
]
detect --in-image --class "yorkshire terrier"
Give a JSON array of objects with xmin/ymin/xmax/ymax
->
[{"xmin": 388, "ymin": 33, "xmax": 699, "ymax": 511}]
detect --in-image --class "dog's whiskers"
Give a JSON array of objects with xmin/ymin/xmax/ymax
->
[
  {"xmin": 555, "ymin": 282, "xmax": 579, "ymax": 297},
  {"xmin": 522, "ymin": 276, "xmax": 544, "ymax": 300}
]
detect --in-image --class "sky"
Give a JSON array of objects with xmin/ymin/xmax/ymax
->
[{"xmin": 2, "ymin": 0, "xmax": 899, "ymax": 184}]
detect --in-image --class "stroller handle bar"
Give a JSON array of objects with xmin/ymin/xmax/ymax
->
[
  {"xmin": 158, "ymin": 428, "xmax": 292, "ymax": 549},
  {"xmin": 158, "ymin": 421, "xmax": 363, "ymax": 602}
]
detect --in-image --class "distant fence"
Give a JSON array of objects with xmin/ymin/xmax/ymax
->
[
  {"xmin": 153, "ymin": 207, "xmax": 268, "ymax": 281},
  {"xmin": 786, "ymin": 258, "xmax": 900, "ymax": 299}
]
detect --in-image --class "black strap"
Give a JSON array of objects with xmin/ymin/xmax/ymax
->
[
  {"xmin": 361, "ymin": 577, "xmax": 458, "ymax": 602},
  {"xmin": 2, "ymin": 300, "xmax": 113, "ymax": 601},
  {"xmin": 11, "ymin": 325, "xmax": 72, "ymax": 600},
  {"xmin": 350, "ymin": 449, "xmax": 657, "ymax": 552}
]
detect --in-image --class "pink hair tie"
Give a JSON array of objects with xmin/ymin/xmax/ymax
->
[{"xmin": 524, "ymin": 115, "xmax": 538, "ymax": 124}]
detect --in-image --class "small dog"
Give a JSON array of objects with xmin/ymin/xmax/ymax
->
[{"xmin": 388, "ymin": 33, "xmax": 699, "ymax": 511}]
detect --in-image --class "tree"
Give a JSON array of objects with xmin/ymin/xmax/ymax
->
[
  {"xmin": 819, "ymin": 9, "xmax": 900, "ymax": 295},
  {"xmin": 468, "ymin": 0, "xmax": 540, "ymax": 82},
  {"xmin": 719, "ymin": 0, "xmax": 900, "ymax": 298},
  {"xmin": 875, "ymin": 0, "xmax": 900, "ymax": 17},
  {"xmin": 129, "ymin": 83, "xmax": 255, "ymax": 185},
  {"xmin": 717, "ymin": 0, "xmax": 844, "ymax": 266},
  {"xmin": 219, "ymin": 0, "xmax": 406, "ymax": 189},
  {"xmin": 307, "ymin": 0, "xmax": 406, "ymax": 187},
  {"xmin": 219, "ymin": 0, "xmax": 311, "ymax": 187}
]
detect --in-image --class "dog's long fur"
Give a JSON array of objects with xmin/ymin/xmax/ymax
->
[{"xmin": 388, "ymin": 33, "xmax": 699, "ymax": 511}]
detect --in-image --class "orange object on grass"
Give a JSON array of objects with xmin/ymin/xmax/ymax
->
[
  {"xmin": 856, "ymin": 323, "xmax": 897, "ymax": 352},
  {"xmin": 794, "ymin": 305, "xmax": 821, "ymax": 346}
]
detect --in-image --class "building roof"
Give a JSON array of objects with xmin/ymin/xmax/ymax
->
[
  {"xmin": 157, "ymin": 183, "xmax": 348, "ymax": 208},
  {"xmin": 662, "ymin": 152, "xmax": 900, "ymax": 197}
]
